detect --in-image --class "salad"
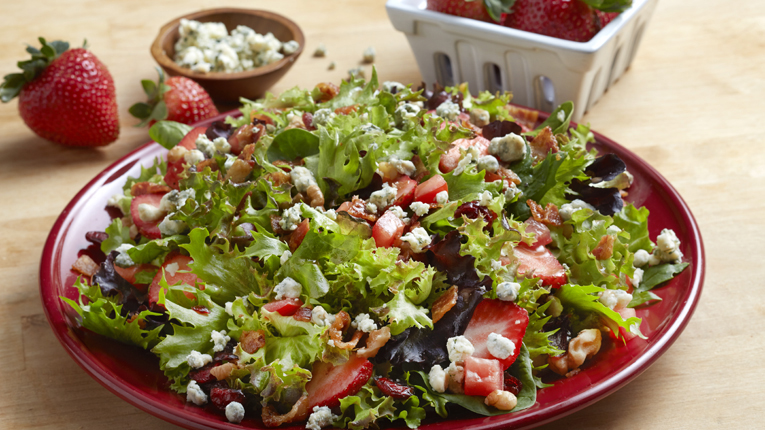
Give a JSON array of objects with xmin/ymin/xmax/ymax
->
[{"xmin": 65, "ymin": 69, "xmax": 688, "ymax": 429}]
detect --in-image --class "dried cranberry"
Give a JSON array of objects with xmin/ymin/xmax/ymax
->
[
  {"xmin": 303, "ymin": 112, "xmax": 315, "ymax": 131},
  {"xmin": 504, "ymin": 374, "xmax": 523, "ymax": 396},
  {"xmin": 210, "ymin": 387, "xmax": 246, "ymax": 411},
  {"xmin": 374, "ymin": 377, "xmax": 414, "ymax": 399},
  {"xmin": 85, "ymin": 231, "xmax": 108, "ymax": 244},
  {"xmin": 191, "ymin": 306, "xmax": 210, "ymax": 315},
  {"xmin": 293, "ymin": 307, "xmax": 313, "ymax": 322},
  {"xmin": 482, "ymin": 120, "xmax": 522, "ymax": 141},
  {"xmin": 454, "ymin": 201, "xmax": 497, "ymax": 227},
  {"xmin": 189, "ymin": 365, "xmax": 216, "ymax": 384}
]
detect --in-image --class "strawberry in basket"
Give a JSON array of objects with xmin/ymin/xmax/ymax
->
[{"xmin": 502, "ymin": 0, "xmax": 627, "ymax": 42}]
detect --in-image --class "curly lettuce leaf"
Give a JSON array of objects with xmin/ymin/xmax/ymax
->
[
  {"xmin": 101, "ymin": 218, "xmax": 134, "ymax": 254},
  {"xmin": 556, "ymin": 284, "xmax": 643, "ymax": 340},
  {"xmin": 336, "ymin": 382, "xmax": 427, "ymax": 430}
]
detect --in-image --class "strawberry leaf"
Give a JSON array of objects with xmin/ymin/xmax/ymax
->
[
  {"xmin": 128, "ymin": 102, "xmax": 153, "ymax": 120},
  {"xmin": 149, "ymin": 120, "xmax": 192, "ymax": 149},
  {"xmin": 581, "ymin": 0, "xmax": 632, "ymax": 13},
  {"xmin": 483, "ymin": 0, "xmax": 517, "ymax": 22},
  {"xmin": 141, "ymin": 79, "xmax": 157, "ymax": 98},
  {"xmin": 1, "ymin": 38, "xmax": 70, "ymax": 102}
]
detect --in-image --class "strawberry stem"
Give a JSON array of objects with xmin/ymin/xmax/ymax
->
[{"xmin": 1, "ymin": 38, "xmax": 70, "ymax": 102}]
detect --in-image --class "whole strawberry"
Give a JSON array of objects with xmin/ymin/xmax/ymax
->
[
  {"xmin": 502, "ymin": 0, "xmax": 631, "ymax": 42},
  {"xmin": 427, "ymin": 0, "xmax": 516, "ymax": 22},
  {"xmin": 0, "ymin": 38, "xmax": 119, "ymax": 146},
  {"xmin": 130, "ymin": 67, "xmax": 218, "ymax": 127}
]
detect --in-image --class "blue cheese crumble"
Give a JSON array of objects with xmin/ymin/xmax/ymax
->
[
  {"xmin": 279, "ymin": 205, "xmax": 303, "ymax": 231},
  {"xmin": 211, "ymin": 330, "xmax": 230, "ymax": 353},
  {"xmin": 489, "ymin": 133, "xmax": 526, "ymax": 163},
  {"xmin": 186, "ymin": 350, "xmax": 212, "ymax": 369},
  {"xmin": 487, "ymin": 332, "xmax": 515, "ymax": 360},
  {"xmin": 351, "ymin": 313, "xmax": 378, "ymax": 333},
  {"xmin": 400, "ymin": 227, "xmax": 431, "ymax": 253},
  {"xmin": 186, "ymin": 380, "xmax": 208, "ymax": 406},
  {"xmin": 435, "ymin": 100, "xmax": 460, "ymax": 121},
  {"xmin": 307, "ymin": 406, "xmax": 337, "ymax": 430},
  {"xmin": 446, "ymin": 335, "xmax": 474, "ymax": 363},
  {"xmin": 225, "ymin": 401, "xmax": 245, "ymax": 423},
  {"xmin": 274, "ymin": 277, "xmax": 302, "ymax": 300},
  {"xmin": 410, "ymin": 201, "xmax": 430, "ymax": 217}
]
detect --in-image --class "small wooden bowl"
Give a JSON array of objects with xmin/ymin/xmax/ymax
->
[{"xmin": 151, "ymin": 8, "xmax": 304, "ymax": 103}]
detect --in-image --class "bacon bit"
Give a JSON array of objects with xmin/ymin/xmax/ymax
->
[
  {"xmin": 329, "ymin": 311, "xmax": 363, "ymax": 350},
  {"xmin": 224, "ymin": 159, "xmax": 254, "ymax": 183},
  {"xmin": 270, "ymin": 215, "xmax": 287, "ymax": 235},
  {"xmin": 287, "ymin": 219, "xmax": 310, "ymax": 252},
  {"xmin": 313, "ymin": 82, "xmax": 340, "ymax": 102},
  {"xmin": 210, "ymin": 362, "xmax": 237, "ymax": 381},
  {"xmin": 273, "ymin": 159, "xmax": 305, "ymax": 168},
  {"xmin": 335, "ymin": 105, "xmax": 358, "ymax": 115},
  {"xmin": 196, "ymin": 158, "xmax": 219, "ymax": 172},
  {"xmin": 529, "ymin": 126, "xmax": 559, "ymax": 162},
  {"xmin": 239, "ymin": 143, "xmax": 257, "ymax": 162},
  {"xmin": 506, "ymin": 105, "xmax": 539, "ymax": 132},
  {"xmin": 293, "ymin": 307, "xmax": 313, "ymax": 322},
  {"xmin": 337, "ymin": 196, "xmax": 378, "ymax": 223},
  {"xmin": 431, "ymin": 286, "xmax": 458, "ymax": 324},
  {"xmin": 126, "ymin": 313, "xmax": 146, "ymax": 329},
  {"xmin": 72, "ymin": 254, "xmax": 99, "ymax": 277},
  {"xmin": 265, "ymin": 169, "xmax": 291, "ymax": 187},
  {"xmin": 130, "ymin": 182, "xmax": 171, "ymax": 196},
  {"xmin": 240, "ymin": 329, "xmax": 266, "ymax": 354},
  {"xmin": 357, "ymin": 327, "xmax": 391, "ymax": 358},
  {"xmin": 262, "ymin": 393, "xmax": 309, "ymax": 427},
  {"xmin": 250, "ymin": 112, "xmax": 274, "ymax": 125},
  {"xmin": 527, "ymin": 199, "xmax": 563, "ymax": 227},
  {"xmin": 592, "ymin": 235, "xmax": 615, "ymax": 260},
  {"xmin": 497, "ymin": 167, "xmax": 521, "ymax": 185}
]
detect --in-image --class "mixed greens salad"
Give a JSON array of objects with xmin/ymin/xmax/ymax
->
[{"xmin": 64, "ymin": 69, "xmax": 688, "ymax": 429}]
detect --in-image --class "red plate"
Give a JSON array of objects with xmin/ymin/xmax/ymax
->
[{"xmin": 39, "ymin": 111, "xmax": 705, "ymax": 429}]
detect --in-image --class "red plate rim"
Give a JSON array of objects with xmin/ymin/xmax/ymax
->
[{"xmin": 39, "ymin": 109, "xmax": 705, "ymax": 430}]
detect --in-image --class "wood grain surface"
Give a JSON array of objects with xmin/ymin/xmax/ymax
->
[{"xmin": 0, "ymin": 0, "xmax": 763, "ymax": 429}]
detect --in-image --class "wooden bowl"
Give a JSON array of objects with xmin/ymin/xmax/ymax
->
[{"xmin": 151, "ymin": 8, "xmax": 304, "ymax": 103}]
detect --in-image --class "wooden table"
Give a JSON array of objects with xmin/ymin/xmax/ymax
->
[{"xmin": 1, "ymin": 0, "xmax": 762, "ymax": 428}]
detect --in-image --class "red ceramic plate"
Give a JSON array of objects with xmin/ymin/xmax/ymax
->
[{"xmin": 40, "ymin": 111, "xmax": 704, "ymax": 430}]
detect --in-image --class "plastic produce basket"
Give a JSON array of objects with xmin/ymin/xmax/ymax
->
[{"xmin": 386, "ymin": 0, "xmax": 658, "ymax": 121}]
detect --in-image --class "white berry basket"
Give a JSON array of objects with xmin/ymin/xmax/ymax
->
[{"xmin": 386, "ymin": 0, "xmax": 658, "ymax": 121}]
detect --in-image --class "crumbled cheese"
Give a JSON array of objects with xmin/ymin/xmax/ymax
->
[
  {"xmin": 274, "ymin": 277, "xmax": 302, "ymax": 300},
  {"xmin": 382, "ymin": 81, "xmax": 406, "ymax": 93},
  {"xmin": 436, "ymin": 191, "xmax": 449, "ymax": 205},
  {"xmin": 183, "ymin": 149, "xmax": 206, "ymax": 166},
  {"xmin": 211, "ymin": 330, "xmax": 231, "ymax": 353},
  {"xmin": 504, "ymin": 185, "xmax": 523, "ymax": 201},
  {"xmin": 557, "ymin": 109, "xmax": 566, "ymax": 122},
  {"xmin": 368, "ymin": 182, "xmax": 398, "ymax": 213},
  {"xmin": 213, "ymin": 137, "xmax": 231, "ymax": 154},
  {"xmin": 328, "ymin": 61, "xmax": 336, "ymax": 70},
  {"xmin": 496, "ymin": 282, "xmax": 520, "ymax": 302},
  {"xmin": 479, "ymin": 190, "xmax": 493, "ymax": 207},
  {"xmin": 187, "ymin": 350, "xmax": 213, "ymax": 369},
  {"xmin": 359, "ymin": 123, "xmax": 383, "ymax": 134},
  {"xmin": 490, "ymin": 260, "xmax": 503, "ymax": 273},
  {"xmin": 653, "ymin": 228, "xmax": 683, "ymax": 264},
  {"xmin": 280, "ymin": 250, "xmax": 292, "ymax": 266},
  {"xmin": 106, "ymin": 193, "xmax": 127, "ymax": 213},
  {"xmin": 279, "ymin": 205, "xmax": 303, "ymax": 231},
  {"xmin": 165, "ymin": 262, "xmax": 179, "ymax": 277},
  {"xmin": 224, "ymin": 154, "xmax": 237, "ymax": 171},
  {"xmin": 446, "ymin": 335, "xmax": 474, "ymax": 363},
  {"xmin": 436, "ymin": 100, "xmax": 461, "ymax": 121},
  {"xmin": 312, "ymin": 108, "xmax": 336, "ymax": 127},
  {"xmin": 114, "ymin": 244, "xmax": 135, "ymax": 268},
  {"xmin": 225, "ymin": 301, "xmax": 234, "ymax": 316},
  {"xmin": 469, "ymin": 108, "xmax": 490, "ymax": 127},
  {"xmin": 390, "ymin": 157, "xmax": 416, "ymax": 176},
  {"xmin": 158, "ymin": 214, "xmax": 188, "ymax": 237},
  {"xmin": 489, "ymin": 133, "xmax": 526, "ymax": 163},
  {"xmin": 487, "ymin": 332, "xmax": 516, "ymax": 360},
  {"xmin": 282, "ymin": 40, "xmax": 300, "ymax": 55},
  {"xmin": 290, "ymin": 166, "xmax": 318, "ymax": 194},
  {"xmin": 225, "ymin": 401, "xmax": 245, "ymax": 423},
  {"xmin": 446, "ymin": 362, "xmax": 464, "ymax": 388},
  {"xmin": 195, "ymin": 134, "xmax": 216, "ymax": 158},
  {"xmin": 366, "ymin": 202, "xmax": 378, "ymax": 214},
  {"xmin": 394, "ymin": 102, "xmax": 421, "ymax": 128},
  {"xmin": 351, "ymin": 313, "xmax": 378, "ymax": 333},
  {"xmin": 186, "ymin": 380, "xmax": 208, "ymax": 406},
  {"xmin": 632, "ymin": 267, "xmax": 644, "ymax": 287},
  {"xmin": 325, "ymin": 209, "xmax": 337, "ymax": 220},
  {"xmin": 633, "ymin": 249, "xmax": 651, "ymax": 267},
  {"xmin": 476, "ymin": 155, "xmax": 499, "ymax": 173},
  {"xmin": 311, "ymin": 306, "xmax": 336, "ymax": 326},
  {"xmin": 138, "ymin": 203, "xmax": 166, "ymax": 223},
  {"xmin": 348, "ymin": 66, "xmax": 365, "ymax": 78},
  {"xmin": 410, "ymin": 201, "xmax": 430, "ymax": 217},
  {"xmin": 313, "ymin": 43, "xmax": 327, "ymax": 57},
  {"xmin": 400, "ymin": 227, "xmax": 432, "ymax": 253},
  {"xmin": 559, "ymin": 199, "xmax": 596, "ymax": 220},
  {"xmin": 159, "ymin": 189, "xmax": 196, "ymax": 213},
  {"xmin": 452, "ymin": 151, "xmax": 473, "ymax": 176},
  {"xmin": 429, "ymin": 365, "xmax": 447, "ymax": 393},
  {"xmin": 598, "ymin": 289, "xmax": 633, "ymax": 310},
  {"xmin": 306, "ymin": 406, "xmax": 337, "ymax": 430},
  {"xmin": 607, "ymin": 225, "xmax": 622, "ymax": 235},
  {"xmin": 174, "ymin": 19, "xmax": 291, "ymax": 73},
  {"xmin": 362, "ymin": 46, "xmax": 376, "ymax": 63}
]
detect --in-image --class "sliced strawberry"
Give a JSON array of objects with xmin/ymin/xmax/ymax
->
[
  {"xmin": 414, "ymin": 174, "xmax": 448, "ymax": 204},
  {"xmin": 163, "ymin": 159, "xmax": 184, "ymax": 190},
  {"xmin": 263, "ymin": 298, "xmax": 304, "ymax": 316},
  {"xmin": 391, "ymin": 176, "xmax": 417, "ymax": 209},
  {"xmin": 524, "ymin": 219, "xmax": 552, "ymax": 248},
  {"xmin": 130, "ymin": 193, "xmax": 166, "ymax": 240},
  {"xmin": 438, "ymin": 136, "xmax": 490, "ymax": 173},
  {"xmin": 607, "ymin": 307, "xmax": 638, "ymax": 342},
  {"xmin": 148, "ymin": 253, "xmax": 201, "ymax": 306},
  {"xmin": 514, "ymin": 244, "xmax": 568, "ymax": 288},
  {"xmin": 463, "ymin": 299, "xmax": 529, "ymax": 370},
  {"xmin": 372, "ymin": 210, "xmax": 406, "ymax": 248},
  {"xmin": 178, "ymin": 126, "xmax": 206, "ymax": 150},
  {"xmin": 306, "ymin": 354, "xmax": 373, "ymax": 410},
  {"xmin": 114, "ymin": 263, "xmax": 156, "ymax": 293},
  {"xmin": 464, "ymin": 356, "xmax": 503, "ymax": 396}
]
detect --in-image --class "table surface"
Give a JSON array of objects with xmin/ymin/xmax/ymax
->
[{"xmin": 1, "ymin": 0, "xmax": 762, "ymax": 429}]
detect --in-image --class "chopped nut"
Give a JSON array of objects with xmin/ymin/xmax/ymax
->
[
  {"xmin": 529, "ymin": 126, "xmax": 559, "ymax": 162},
  {"xmin": 485, "ymin": 390, "xmax": 517, "ymax": 410},
  {"xmin": 305, "ymin": 184, "xmax": 325, "ymax": 208},
  {"xmin": 548, "ymin": 329, "xmax": 602, "ymax": 376},
  {"xmin": 527, "ymin": 199, "xmax": 563, "ymax": 227},
  {"xmin": 210, "ymin": 362, "xmax": 237, "ymax": 380}
]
